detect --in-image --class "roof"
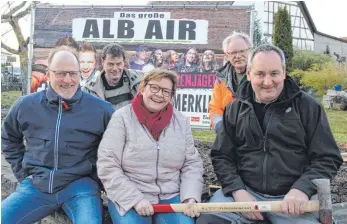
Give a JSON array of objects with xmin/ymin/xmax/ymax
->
[
  {"xmin": 296, "ymin": 1, "xmax": 347, "ymax": 43},
  {"xmin": 315, "ymin": 31, "xmax": 347, "ymax": 44}
]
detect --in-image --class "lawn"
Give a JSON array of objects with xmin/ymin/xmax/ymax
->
[
  {"xmin": 1, "ymin": 91, "xmax": 22, "ymax": 109},
  {"xmin": 1, "ymin": 91, "xmax": 346, "ymax": 145},
  {"xmin": 192, "ymin": 109, "xmax": 347, "ymax": 145}
]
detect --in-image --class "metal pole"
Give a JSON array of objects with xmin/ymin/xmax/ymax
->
[
  {"xmin": 249, "ymin": 4, "xmax": 255, "ymax": 44},
  {"xmin": 26, "ymin": 2, "xmax": 35, "ymax": 95}
]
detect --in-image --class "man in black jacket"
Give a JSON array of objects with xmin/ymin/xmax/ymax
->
[{"xmin": 197, "ymin": 44, "xmax": 343, "ymax": 224}]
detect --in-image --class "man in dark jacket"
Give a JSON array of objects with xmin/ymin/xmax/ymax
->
[
  {"xmin": 197, "ymin": 44, "xmax": 343, "ymax": 224},
  {"xmin": 1, "ymin": 46, "xmax": 115, "ymax": 223}
]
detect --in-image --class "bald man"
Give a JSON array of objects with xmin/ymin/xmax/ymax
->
[{"xmin": 1, "ymin": 46, "xmax": 115, "ymax": 223}]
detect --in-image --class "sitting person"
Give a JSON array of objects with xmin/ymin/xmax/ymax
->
[
  {"xmin": 97, "ymin": 68, "xmax": 204, "ymax": 224},
  {"xmin": 197, "ymin": 44, "xmax": 343, "ymax": 224},
  {"xmin": 1, "ymin": 46, "xmax": 115, "ymax": 223}
]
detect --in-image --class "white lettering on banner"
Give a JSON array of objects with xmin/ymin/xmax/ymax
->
[
  {"xmin": 114, "ymin": 12, "xmax": 171, "ymax": 19},
  {"xmin": 72, "ymin": 18, "xmax": 208, "ymax": 44},
  {"xmin": 173, "ymin": 89, "xmax": 212, "ymax": 127}
]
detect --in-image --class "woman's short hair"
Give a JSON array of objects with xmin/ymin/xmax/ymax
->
[{"xmin": 139, "ymin": 68, "xmax": 178, "ymax": 95}]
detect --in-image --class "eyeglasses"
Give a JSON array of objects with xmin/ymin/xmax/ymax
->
[
  {"xmin": 49, "ymin": 69, "xmax": 80, "ymax": 79},
  {"xmin": 147, "ymin": 84, "xmax": 173, "ymax": 97},
  {"xmin": 226, "ymin": 48, "xmax": 250, "ymax": 57}
]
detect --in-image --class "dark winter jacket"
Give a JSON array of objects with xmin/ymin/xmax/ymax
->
[
  {"xmin": 1, "ymin": 86, "xmax": 115, "ymax": 193},
  {"xmin": 211, "ymin": 76, "xmax": 343, "ymax": 198}
]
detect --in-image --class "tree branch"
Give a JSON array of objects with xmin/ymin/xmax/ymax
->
[
  {"xmin": 1, "ymin": 17, "xmax": 12, "ymax": 23},
  {"xmin": 2, "ymin": 1, "xmax": 27, "ymax": 19},
  {"xmin": 1, "ymin": 41, "xmax": 19, "ymax": 55},
  {"xmin": 13, "ymin": 4, "xmax": 32, "ymax": 20}
]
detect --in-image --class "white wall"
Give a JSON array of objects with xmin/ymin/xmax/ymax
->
[{"xmin": 314, "ymin": 33, "xmax": 347, "ymax": 60}]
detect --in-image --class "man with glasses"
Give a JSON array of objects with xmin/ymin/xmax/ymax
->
[
  {"xmin": 1, "ymin": 46, "xmax": 115, "ymax": 223},
  {"xmin": 83, "ymin": 43, "xmax": 143, "ymax": 110},
  {"xmin": 209, "ymin": 32, "xmax": 252, "ymax": 132}
]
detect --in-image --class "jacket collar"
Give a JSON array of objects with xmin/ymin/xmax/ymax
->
[
  {"xmin": 217, "ymin": 61, "xmax": 246, "ymax": 94},
  {"xmin": 46, "ymin": 84, "xmax": 83, "ymax": 105},
  {"xmin": 237, "ymin": 75, "xmax": 301, "ymax": 105}
]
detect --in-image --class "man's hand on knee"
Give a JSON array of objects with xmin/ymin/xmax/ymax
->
[
  {"xmin": 281, "ymin": 188, "xmax": 309, "ymax": 215},
  {"xmin": 232, "ymin": 189, "xmax": 264, "ymax": 221}
]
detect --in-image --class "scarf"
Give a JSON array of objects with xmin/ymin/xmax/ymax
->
[{"xmin": 132, "ymin": 94, "xmax": 173, "ymax": 141}]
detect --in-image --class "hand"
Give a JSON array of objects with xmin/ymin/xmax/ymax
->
[
  {"xmin": 134, "ymin": 199, "xmax": 154, "ymax": 216},
  {"xmin": 183, "ymin": 198, "xmax": 200, "ymax": 218},
  {"xmin": 281, "ymin": 188, "xmax": 309, "ymax": 215},
  {"xmin": 214, "ymin": 120, "xmax": 222, "ymax": 132},
  {"xmin": 232, "ymin": 189, "xmax": 264, "ymax": 221}
]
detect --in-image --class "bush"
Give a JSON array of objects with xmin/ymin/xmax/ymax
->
[
  {"xmin": 292, "ymin": 50, "xmax": 333, "ymax": 71},
  {"xmin": 292, "ymin": 63, "xmax": 347, "ymax": 97}
]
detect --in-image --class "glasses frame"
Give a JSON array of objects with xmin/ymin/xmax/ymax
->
[
  {"xmin": 147, "ymin": 83, "xmax": 173, "ymax": 97},
  {"xmin": 226, "ymin": 48, "xmax": 251, "ymax": 57},
  {"xmin": 48, "ymin": 69, "xmax": 81, "ymax": 79}
]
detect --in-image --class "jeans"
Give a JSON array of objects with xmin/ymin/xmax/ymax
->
[
  {"xmin": 1, "ymin": 177, "xmax": 103, "ymax": 224},
  {"xmin": 196, "ymin": 188, "xmax": 319, "ymax": 224},
  {"xmin": 108, "ymin": 195, "xmax": 195, "ymax": 224}
]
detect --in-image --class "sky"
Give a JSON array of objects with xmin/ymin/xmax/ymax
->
[{"xmin": 1, "ymin": 0, "xmax": 347, "ymax": 51}]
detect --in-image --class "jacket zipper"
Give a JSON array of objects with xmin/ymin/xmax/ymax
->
[
  {"xmin": 48, "ymin": 99, "xmax": 63, "ymax": 193},
  {"xmin": 155, "ymin": 142, "xmax": 162, "ymax": 194},
  {"xmin": 261, "ymin": 108, "xmax": 276, "ymax": 192},
  {"xmin": 140, "ymin": 124, "xmax": 164, "ymax": 195}
]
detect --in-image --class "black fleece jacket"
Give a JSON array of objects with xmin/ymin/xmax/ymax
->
[{"xmin": 211, "ymin": 76, "xmax": 343, "ymax": 197}]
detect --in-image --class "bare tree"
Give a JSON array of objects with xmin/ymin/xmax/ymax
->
[{"xmin": 1, "ymin": 2, "xmax": 35, "ymax": 94}]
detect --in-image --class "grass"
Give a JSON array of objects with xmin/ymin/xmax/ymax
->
[
  {"xmin": 325, "ymin": 109, "xmax": 347, "ymax": 145},
  {"xmin": 1, "ymin": 91, "xmax": 22, "ymax": 109},
  {"xmin": 192, "ymin": 129, "xmax": 216, "ymax": 142},
  {"xmin": 192, "ymin": 109, "xmax": 347, "ymax": 145},
  {"xmin": 1, "ymin": 91, "xmax": 346, "ymax": 145}
]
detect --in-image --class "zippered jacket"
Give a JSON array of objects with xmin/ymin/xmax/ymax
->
[
  {"xmin": 209, "ymin": 62, "xmax": 246, "ymax": 129},
  {"xmin": 82, "ymin": 69, "xmax": 142, "ymax": 110},
  {"xmin": 1, "ymin": 86, "xmax": 115, "ymax": 193},
  {"xmin": 211, "ymin": 76, "xmax": 343, "ymax": 198},
  {"xmin": 97, "ymin": 104, "xmax": 204, "ymax": 216}
]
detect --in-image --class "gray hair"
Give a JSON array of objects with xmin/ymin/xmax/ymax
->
[
  {"xmin": 222, "ymin": 31, "xmax": 252, "ymax": 53},
  {"xmin": 247, "ymin": 44, "xmax": 286, "ymax": 70}
]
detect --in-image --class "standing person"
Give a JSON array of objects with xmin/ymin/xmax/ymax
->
[
  {"xmin": 142, "ymin": 49, "xmax": 164, "ymax": 72},
  {"xmin": 79, "ymin": 42, "xmax": 98, "ymax": 87},
  {"xmin": 1, "ymin": 46, "xmax": 115, "ymax": 224},
  {"xmin": 130, "ymin": 45, "xmax": 148, "ymax": 70},
  {"xmin": 162, "ymin": 50, "xmax": 179, "ymax": 72},
  {"xmin": 83, "ymin": 43, "xmax": 143, "ymax": 110},
  {"xmin": 97, "ymin": 68, "xmax": 204, "ymax": 224},
  {"xmin": 199, "ymin": 50, "xmax": 217, "ymax": 73},
  {"xmin": 179, "ymin": 48, "xmax": 200, "ymax": 73},
  {"xmin": 197, "ymin": 44, "xmax": 343, "ymax": 224},
  {"xmin": 209, "ymin": 32, "xmax": 252, "ymax": 132}
]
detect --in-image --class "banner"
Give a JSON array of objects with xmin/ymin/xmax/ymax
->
[
  {"xmin": 72, "ymin": 18, "xmax": 208, "ymax": 44},
  {"xmin": 32, "ymin": 6, "xmax": 251, "ymax": 128},
  {"xmin": 177, "ymin": 73, "xmax": 216, "ymax": 89},
  {"xmin": 173, "ymin": 89, "xmax": 212, "ymax": 127}
]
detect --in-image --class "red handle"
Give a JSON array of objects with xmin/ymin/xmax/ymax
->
[{"xmin": 152, "ymin": 204, "xmax": 176, "ymax": 213}]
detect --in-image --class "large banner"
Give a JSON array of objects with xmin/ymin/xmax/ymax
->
[
  {"xmin": 72, "ymin": 18, "xmax": 208, "ymax": 44},
  {"xmin": 32, "ymin": 5, "xmax": 251, "ymax": 128}
]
